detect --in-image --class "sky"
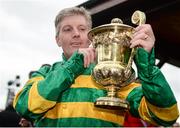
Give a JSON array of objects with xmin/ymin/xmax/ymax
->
[{"xmin": 0, "ymin": 0, "xmax": 180, "ymax": 123}]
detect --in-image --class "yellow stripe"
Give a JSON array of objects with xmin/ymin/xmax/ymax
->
[
  {"xmin": 117, "ymin": 82, "xmax": 141, "ymax": 100},
  {"xmin": 26, "ymin": 76, "xmax": 44, "ymax": 85},
  {"xmin": 44, "ymin": 102, "xmax": 125, "ymax": 125},
  {"xmin": 146, "ymin": 98, "xmax": 179, "ymax": 121},
  {"xmin": 138, "ymin": 97, "xmax": 157, "ymax": 125},
  {"xmin": 13, "ymin": 76, "xmax": 44, "ymax": 108},
  {"xmin": 139, "ymin": 96, "xmax": 179, "ymax": 124},
  {"xmin": 71, "ymin": 75, "xmax": 104, "ymax": 89},
  {"xmin": 28, "ymin": 77, "xmax": 56, "ymax": 114}
]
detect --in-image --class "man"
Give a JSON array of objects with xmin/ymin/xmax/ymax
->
[{"xmin": 13, "ymin": 7, "xmax": 179, "ymax": 127}]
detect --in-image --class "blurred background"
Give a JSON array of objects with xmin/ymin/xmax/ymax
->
[{"xmin": 0, "ymin": 0, "xmax": 180, "ymax": 124}]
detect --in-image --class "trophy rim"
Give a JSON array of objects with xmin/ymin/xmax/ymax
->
[{"xmin": 88, "ymin": 23, "xmax": 134, "ymax": 41}]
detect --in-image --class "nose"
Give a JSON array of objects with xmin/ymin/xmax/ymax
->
[{"xmin": 72, "ymin": 28, "xmax": 80, "ymax": 38}]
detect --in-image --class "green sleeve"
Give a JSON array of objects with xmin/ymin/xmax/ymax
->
[
  {"xmin": 134, "ymin": 48, "xmax": 176, "ymax": 107},
  {"xmin": 37, "ymin": 51, "xmax": 85, "ymax": 101},
  {"xmin": 127, "ymin": 48, "xmax": 179, "ymax": 126},
  {"xmin": 13, "ymin": 51, "xmax": 85, "ymax": 121}
]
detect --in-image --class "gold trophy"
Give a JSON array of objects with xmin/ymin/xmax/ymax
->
[{"xmin": 88, "ymin": 10, "xmax": 146, "ymax": 109}]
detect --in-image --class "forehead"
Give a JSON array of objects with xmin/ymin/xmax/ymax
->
[{"xmin": 60, "ymin": 15, "xmax": 88, "ymax": 27}]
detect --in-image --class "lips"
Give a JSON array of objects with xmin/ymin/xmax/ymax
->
[{"xmin": 71, "ymin": 42, "xmax": 81, "ymax": 47}]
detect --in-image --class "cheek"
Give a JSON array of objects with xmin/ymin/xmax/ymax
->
[
  {"xmin": 61, "ymin": 42, "xmax": 69, "ymax": 49},
  {"xmin": 59, "ymin": 36, "xmax": 70, "ymax": 47},
  {"xmin": 82, "ymin": 34, "xmax": 90, "ymax": 46}
]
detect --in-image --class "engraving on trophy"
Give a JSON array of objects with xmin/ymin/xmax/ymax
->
[{"xmin": 88, "ymin": 10, "xmax": 146, "ymax": 110}]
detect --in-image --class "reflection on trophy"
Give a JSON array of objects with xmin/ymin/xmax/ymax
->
[{"xmin": 88, "ymin": 10, "xmax": 146, "ymax": 110}]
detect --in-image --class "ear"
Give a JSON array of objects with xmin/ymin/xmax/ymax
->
[{"xmin": 56, "ymin": 36, "xmax": 62, "ymax": 47}]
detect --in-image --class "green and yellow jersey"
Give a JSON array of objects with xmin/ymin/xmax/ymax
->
[{"xmin": 13, "ymin": 48, "xmax": 179, "ymax": 127}]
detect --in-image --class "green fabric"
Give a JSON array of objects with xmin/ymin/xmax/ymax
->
[
  {"xmin": 60, "ymin": 88, "xmax": 106, "ymax": 102},
  {"xmin": 32, "ymin": 64, "xmax": 51, "ymax": 78},
  {"xmin": 126, "ymin": 86, "xmax": 143, "ymax": 117},
  {"xmin": 149, "ymin": 110, "xmax": 177, "ymax": 126},
  {"xmin": 36, "ymin": 117, "xmax": 121, "ymax": 127},
  {"xmin": 14, "ymin": 84, "xmax": 43, "ymax": 122},
  {"xmin": 14, "ymin": 49, "xmax": 179, "ymax": 127},
  {"xmin": 37, "ymin": 51, "xmax": 86, "ymax": 101},
  {"xmin": 134, "ymin": 48, "xmax": 177, "ymax": 107}
]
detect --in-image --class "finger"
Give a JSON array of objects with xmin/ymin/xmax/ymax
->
[
  {"xmin": 135, "ymin": 24, "xmax": 150, "ymax": 31},
  {"xmin": 89, "ymin": 43, "xmax": 93, "ymax": 48},
  {"xmin": 79, "ymin": 48, "xmax": 96, "ymax": 68},
  {"xmin": 130, "ymin": 39, "xmax": 144, "ymax": 48},
  {"xmin": 131, "ymin": 32, "xmax": 148, "ymax": 42},
  {"xmin": 83, "ymin": 54, "xmax": 87, "ymax": 68},
  {"xmin": 84, "ymin": 51, "xmax": 89, "ymax": 68},
  {"xmin": 78, "ymin": 48, "xmax": 89, "ymax": 68},
  {"xmin": 135, "ymin": 24, "xmax": 155, "ymax": 39},
  {"xmin": 86, "ymin": 50, "xmax": 91, "ymax": 67},
  {"xmin": 88, "ymin": 50, "xmax": 93, "ymax": 65},
  {"xmin": 89, "ymin": 48, "xmax": 96, "ymax": 63}
]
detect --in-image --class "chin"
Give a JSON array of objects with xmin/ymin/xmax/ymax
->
[
  {"xmin": 72, "ymin": 48, "xmax": 79, "ymax": 52},
  {"xmin": 71, "ymin": 49, "xmax": 78, "ymax": 55}
]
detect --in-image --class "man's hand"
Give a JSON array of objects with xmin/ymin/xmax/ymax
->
[
  {"xmin": 78, "ymin": 47, "xmax": 96, "ymax": 68},
  {"xmin": 130, "ymin": 24, "xmax": 155, "ymax": 53}
]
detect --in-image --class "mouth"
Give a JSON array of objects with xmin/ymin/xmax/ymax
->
[{"xmin": 71, "ymin": 42, "xmax": 81, "ymax": 47}]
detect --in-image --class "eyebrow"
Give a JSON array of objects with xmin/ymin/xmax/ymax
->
[{"xmin": 62, "ymin": 24, "xmax": 87, "ymax": 29}]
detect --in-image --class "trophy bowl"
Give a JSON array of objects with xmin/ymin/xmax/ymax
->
[{"xmin": 88, "ymin": 16, "xmax": 141, "ymax": 109}]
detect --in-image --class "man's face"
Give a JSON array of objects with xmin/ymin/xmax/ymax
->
[{"xmin": 56, "ymin": 15, "xmax": 90, "ymax": 59}]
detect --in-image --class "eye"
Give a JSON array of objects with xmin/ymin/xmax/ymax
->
[
  {"xmin": 80, "ymin": 28, "xmax": 86, "ymax": 31},
  {"xmin": 62, "ymin": 27, "xmax": 72, "ymax": 32},
  {"xmin": 79, "ymin": 26, "xmax": 87, "ymax": 31}
]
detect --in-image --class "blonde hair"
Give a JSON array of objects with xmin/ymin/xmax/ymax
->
[{"xmin": 55, "ymin": 6, "xmax": 92, "ymax": 37}]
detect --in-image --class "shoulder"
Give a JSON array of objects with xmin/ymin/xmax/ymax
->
[{"xmin": 30, "ymin": 63, "xmax": 52, "ymax": 78}]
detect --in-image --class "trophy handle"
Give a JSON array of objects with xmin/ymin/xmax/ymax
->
[
  {"xmin": 124, "ymin": 10, "xmax": 146, "ymax": 77},
  {"xmin": 131, "ymin": 10, "xmax": 146, "ymax": 25},
  {"xmin": 124, "ymin": 47, "xmax": 136, "ymax": 78}
]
